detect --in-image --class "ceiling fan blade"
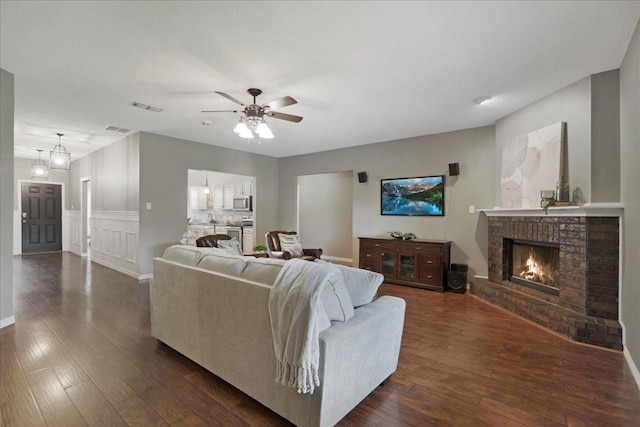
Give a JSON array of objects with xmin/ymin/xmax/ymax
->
[
  {"xmin": 201, "ymin": 110, "xmax": 240, "ymax": 113},
  {"xmin": 267, "ymin": 111, "xmax": 303, "ymax": 123},
  {"xmin": 215, "ymin": 91, "xmax": 245, "ymax": 106},
  {"xmin": 262, "ymin": 96, "xmax": 297, "ymax": 110}
]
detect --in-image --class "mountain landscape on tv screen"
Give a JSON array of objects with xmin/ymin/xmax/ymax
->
[{"xmin": 381, "ymin": 177, "xmax": 444, "ymax": 216}]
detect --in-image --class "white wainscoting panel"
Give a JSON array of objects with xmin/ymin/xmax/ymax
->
[
  {"xmin": 89, "ymin": 211, "xmax": 139, "ymax": 279},
  {"xmin": 112, "ymin": 230, "xmax": 122, "ymax": 259},
  {"xmin": 67, "ymin": 210, "xmax": 82, "ymax": 256}
]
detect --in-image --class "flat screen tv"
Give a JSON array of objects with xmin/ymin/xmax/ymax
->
[{"xmin": 381, "ymin": 175, "xmax": 445, "ymax": 216}]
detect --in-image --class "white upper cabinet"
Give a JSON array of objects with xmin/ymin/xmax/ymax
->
[{"xmin": 189, "ymin": 186, "xmax": 209, "ymax": 209}]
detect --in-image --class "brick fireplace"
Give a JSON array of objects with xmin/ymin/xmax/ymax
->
[{"xmin": 473, "ymin": 206, "xmax": 623, "ymax": 350}]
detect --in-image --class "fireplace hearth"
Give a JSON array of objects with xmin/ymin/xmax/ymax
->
[{"xmin": 473, "ymin": 208, "xmax": 622, "ymax": 350}]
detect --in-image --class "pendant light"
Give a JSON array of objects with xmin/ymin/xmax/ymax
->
[
  {"xmin": 50, "ymin": 133, "xmax": 70, "ymax": 171},
  {"xmin": 204, "ymin": 172, "xmax": 210, "ymax": 194},
  {"xmin": 31, "ymin": 149, "xmax": 49, "ymax": 179}
]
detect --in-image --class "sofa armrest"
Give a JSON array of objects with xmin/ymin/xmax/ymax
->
[
  {"xmin": 302, "ymin": 248, "xmax": 323, "ymax": 259},
  {"xmin": 269, "ymin": 250, "xmax": 292, "ymax": 260},
  {"xmin": 315, "ymin": 296, "xmax": 405, "ymax": 426}
]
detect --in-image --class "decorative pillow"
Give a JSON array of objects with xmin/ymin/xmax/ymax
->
[
  {"xmin": 278, "ymin": 233, "xmax": 304, "ymax": 258},
  {"xmin": 320, "ymin": 272, "xmax": 355, "ymax": 322},
  {"xmin": 316, "ymin": 260, "xmax": 384, "ymax": 307},
  {"xmin": 217, "ymin": 238, "xmax": 243, "ymax": 256}
]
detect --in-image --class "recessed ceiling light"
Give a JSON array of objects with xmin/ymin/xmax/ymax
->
[
  {"xmin": 130, "ymin": 101, "xmax": 163, "ymax": 112},
  {"xmin": 473, "ymin": 96, "xmax": 492, "ymax": 105}
]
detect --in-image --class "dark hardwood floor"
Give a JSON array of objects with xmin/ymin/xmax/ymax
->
[{"xmin": 2, "ymin": 252, "xmax": 640, "ymax": 426}]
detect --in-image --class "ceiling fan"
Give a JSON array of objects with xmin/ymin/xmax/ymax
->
[{"xmin": 202, "ymin": 88, "xmax": 303, "ymax": 139}]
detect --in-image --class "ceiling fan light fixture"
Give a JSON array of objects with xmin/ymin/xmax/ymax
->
[
  {"xmin": 206, "ymin": 89, "xmax": 302, "ymax": 141},
  {"xmin": 49, "ymin": 133, "xmax": 70, "ymax": 171},
  {"xmin": 258, "ymin": 126, "xmax": 274, "ymax": 139},
  {"xmin": 255, "ymin": 121, "xmax": 270, "ymax": 135},
  {"xmin": 239, "ymin": 128, "xmax": 254, "ymax": 139},
  {"xmin": 31, "ymin": 149, "xmax": 49, "ymax": 179},
  {"xmin": 233, "ymin": 120, "xmax": 250, "ymax": 134}
]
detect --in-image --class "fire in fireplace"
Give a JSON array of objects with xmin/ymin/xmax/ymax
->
[{"xmin": 506, "ymin": 239, "xmax": 560, "ymax": 295}]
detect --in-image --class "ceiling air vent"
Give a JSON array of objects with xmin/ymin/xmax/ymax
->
[{"xmin": 105, "ymin": 126, "xmax": 131, "ymax": 133}]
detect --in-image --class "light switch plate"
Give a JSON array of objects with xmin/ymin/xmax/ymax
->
[
  {"xmin": 146, "ymin": 202, "xmax": 152, "ymax": 210},
  {"xmin": 468, "ymin": 205, "xmax": 475, "ymax": 213}
]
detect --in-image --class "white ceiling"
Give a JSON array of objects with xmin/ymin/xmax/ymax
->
[{"xmin": 2, "ymin": 1, "xmax": 639, "ymax": 160}]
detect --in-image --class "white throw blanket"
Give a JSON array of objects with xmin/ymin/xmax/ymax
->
[{"xmin": 268, "ymin": 259, "xmax": 340, "ymax": 394}]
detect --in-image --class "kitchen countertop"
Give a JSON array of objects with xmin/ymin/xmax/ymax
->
[{"xmin": 188, "ymin": 222, "xmax": 252, "ymax": 227}]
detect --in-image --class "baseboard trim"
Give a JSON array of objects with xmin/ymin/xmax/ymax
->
[
  {"xmin": 90, "ymin": 257, "xmax": 140, "ymax": 280},
  {"xmin": 138, "ymin": 273, "xmax": 152, "ymax": 281},
  {"xmin": 1, "ymin": 315, "xmax": 15, "ymax": 329},
  {"xmin": 624, "ymin": 346, "xmax": 640, "ymax": 391}
]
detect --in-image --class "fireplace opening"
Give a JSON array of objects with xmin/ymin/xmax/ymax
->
[{"xmin": 505, "ymin": 239, "xmax": 560, "ymax": 296}]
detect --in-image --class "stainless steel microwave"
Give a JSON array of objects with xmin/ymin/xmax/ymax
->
[{"xmin": 233, "ymin": 195, "xmax": 252, "ymax": 211}]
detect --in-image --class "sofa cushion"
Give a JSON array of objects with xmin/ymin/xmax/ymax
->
[
  {"xmin": 162, "ymin": 245, "xmax": 222, "ymax": 266},
  {"xmin": 316, "ymin": 260, "xmax": 384, "ymax": 307},
  {"xmin": 241, "ymin": 258, "xmax": 287, "ymax": 285},
  {"xmin": 198, "ymin": 252, "xmax": 247, "ymax": 276}
]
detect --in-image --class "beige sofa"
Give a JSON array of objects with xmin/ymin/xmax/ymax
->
[{"xmin": 151, "ymin": 245, "xmax": 406, "ymax": 427}]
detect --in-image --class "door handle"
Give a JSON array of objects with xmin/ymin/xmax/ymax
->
[{"xmin": 22, "ymin": 212, "xmax": 27, "ymax": 218}]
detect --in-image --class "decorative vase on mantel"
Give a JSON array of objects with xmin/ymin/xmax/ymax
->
[{"xmin": 555, "ymin": 177, "xmax": 570, "ymax": 203}]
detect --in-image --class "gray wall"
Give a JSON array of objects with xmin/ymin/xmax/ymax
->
[
  {"xmin": 495, "ymin": 76, "xmax": 592, "ymax": 206},
  {"xmin": 591, "ymin": 70, "xmax": 621, "ymax": 202},
  {"xmin": 138, "ymin": 132, "xmax": 279, "ymax": 275},
  {"xmin": 278, "ymin": 126, "xmax": 495, "ymax": 279},
  {"xmin": 298, "ymin": 171, "xmax": 353, "ymax": 260},
  {"xmin": 495, "ymin": 70, "xmax": 621, "ymax": 206},
  {"xmin": 68, "ymin": 134, "xmax": 139, "ymax": 211},
  {"xmin": 620, "ymin": 18, "xmax": 640, "ymax": 382},
  {"xmin": 1, "ymin": 68, "xmax": 14, "ymax": 325}
]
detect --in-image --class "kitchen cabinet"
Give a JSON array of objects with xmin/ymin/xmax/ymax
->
[
  {"xmin": 189, "ymin": 186, "xmax": 209, "ymax": 210},
  {"xmin": 242, "ymin": 227, "xmax": 254, "ymax": 254},
  {"xmin": 358, "ymin": 237, "xmax": 451, "ymax": 292},
  {"xmin": 213, "ymin": 185, "xmax": 224, "ymax": 209},
  {"xmin": 223, "ymin": 184, "xmax": 234, "ymax": 209},
  {"xmin": 234, "ymin": 181, "xmax": 253, "ymax": 196}
]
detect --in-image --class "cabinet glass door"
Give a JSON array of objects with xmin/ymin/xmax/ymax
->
[
  {"xmin": 397, "ymin": 251, "xmax": 417, "ymax": 282},
  {"xmin": 381, "ymin": 251, "xmax": 395, "ymax": 278}
]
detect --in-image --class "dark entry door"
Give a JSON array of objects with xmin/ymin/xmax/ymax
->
[{"xmin": 21, "ymin": 182, "xmax": 62, "ymax": 253}]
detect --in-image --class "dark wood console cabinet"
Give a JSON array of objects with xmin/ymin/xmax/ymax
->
[{"xmin": 359, "ymin": 237, "xmax": 451, "ymax": 292}]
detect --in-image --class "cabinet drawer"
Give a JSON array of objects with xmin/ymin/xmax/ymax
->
[
  {"xmin": 359, "ymin": 259, "xmax": 377, "ymax": 272},
  {"xmin": 415, "ymin": 244, "xmax": 442, "ymax": 254},
  {"xmin": 419, "ymin": 269, "xmax": 442, "ymax": 285},
  {"xmin": 359, "ymin": 239, "xmax": 380, "ymax": 250},
  {"xmin": 420, "ymin": 254, "xmax": 441, "ymax": 268}
]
